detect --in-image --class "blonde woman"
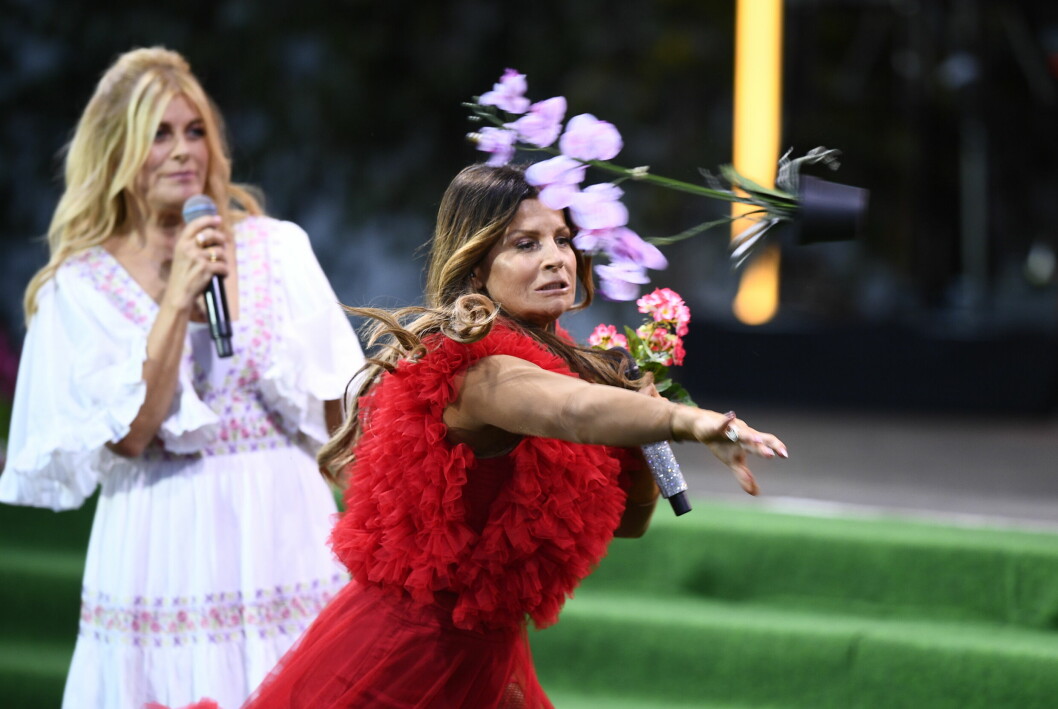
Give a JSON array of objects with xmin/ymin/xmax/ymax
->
[{"xmin": 1, "ymin": 47, "xmax": 363, "ymax": 708}]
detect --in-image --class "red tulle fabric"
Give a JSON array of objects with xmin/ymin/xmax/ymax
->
[{"xmin": 244, "ymin": 323, "xmax": 630, "ymax": 708}]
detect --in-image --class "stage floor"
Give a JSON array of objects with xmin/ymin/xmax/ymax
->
[{"xmin": 673, "ymin": 403, "xmax": 1058, "ymax": 531}]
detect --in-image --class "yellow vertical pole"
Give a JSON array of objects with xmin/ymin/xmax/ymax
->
[{"xmin": 732, "ymin": 0, "xmax": 783, "ymax": 325}]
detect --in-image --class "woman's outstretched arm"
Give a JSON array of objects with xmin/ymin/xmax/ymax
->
[{"xmin": 445, "ymin": 355, "xmax": 787, "ymax": 497}]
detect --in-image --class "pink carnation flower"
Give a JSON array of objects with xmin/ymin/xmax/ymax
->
[
  {"xmin": 637, "ymin": 287, "xmax": 690, "ymax": 335},
  {"xmin": 588, "ymin": 323, "xmax": 629, "ymax": 350},
  {"xmin": 479, "ymin": 69, "xmax": 530, "ymax": 114},
  {"xmin": 636, "ymin": 324, "xmax": 685, "ymax": 366}
]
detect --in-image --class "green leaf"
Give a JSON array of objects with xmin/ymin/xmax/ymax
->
[
  {"xmin": 647, "ymin": 216, "xmax": 739, "ymax": 246},
  {"xmin": 719, "ymin": 164, "xmax": 797, "ymax": 201},
  {"xmin": 641, "ymin": 361, "xmax": 668, "ymax": 377},
  {"xmin": 663, "ymin": 382, "xmax": 697, "ymax": 407}
]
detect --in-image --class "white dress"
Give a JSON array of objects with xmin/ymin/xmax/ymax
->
[{"xmin": 0, "ymin": 216, "xmax": 365, "ymax": 709}]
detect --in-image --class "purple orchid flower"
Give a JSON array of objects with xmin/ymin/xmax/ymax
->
[
  {"xmin": 608, "ymin": 226, "xmax": 668, "ymax": 270},
  {"xmin": 506, "ymin": 97, "xmax": 567, "ymax": 148},
  {"xmin": 575, "ymin": 226, "xmax": 666, "ymax": 269},
  {"xmin": 572, "ymin": 229, "xmax": 611, "ymax": 253},
  {"xmin": 525, "ymin": 155, "xmax": 587, "ymax": 209},
  {"xmin": 568, "ymin": 183, "xmax": 628, "ymax": 230},
  {"xmin": 479, "ymin": 69, "xmax": 530, "ymax": 115},
  {"xmin": 474, "ymin": 127, "xmax": 517, "ymax": 166},
  {"xmin": 595, "ymin": 260, "xmax": 651, "ymax": 301},
  {"xmin": 559, "ymin": 113, "xmax": 623, "ymax": 161}
]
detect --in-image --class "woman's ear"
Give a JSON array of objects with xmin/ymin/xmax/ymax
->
[{"xmin": 470, "ymin": 269, "xmax": 483, "ymax": 291}]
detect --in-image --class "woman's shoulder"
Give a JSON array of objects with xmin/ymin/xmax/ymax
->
[
  {"xmin": 49, "ymin": 246, "xmax": 122, "ymax": 305},
  {"xmin": 420, "ymin": 322, "xmax": 572, "ymax": 377},
  {"xmin": 234, "ymin": 215, "xmax": 316, "ymax": 269},
  {"xmin": 234, "ymin": 214, "xmax": 307, "ymax": 241},
  {"xmin": 55, "ymin": 245, "xmax": 109, "ymax": 280}
]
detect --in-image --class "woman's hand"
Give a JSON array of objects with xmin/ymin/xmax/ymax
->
[
  {"xmin": 673, "ymin": 408, "xmax": 787, "ymax": 496},
  {"xmin": 163, "ymin": 214, "xmax": 229, "ymax": 313}
]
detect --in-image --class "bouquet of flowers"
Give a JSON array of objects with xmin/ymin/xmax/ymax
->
[
  {"xmin": 589, "ymin": 287, "xmax": 696, "ymax": 407},
  {"xmin": 466, "ymin": 69, "xmax": 844, "ymax": 300}
]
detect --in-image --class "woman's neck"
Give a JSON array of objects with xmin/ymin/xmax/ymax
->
[{"xmin": 106, "ymin": 211, "xmax": 182, "ymax": 290}]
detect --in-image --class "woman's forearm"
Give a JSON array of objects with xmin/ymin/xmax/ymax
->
[
  {"xmin": 108, "ymin": 301, "xmax": 191, "ymax": 457},
  {"xmin": 448, "ymin": 355, "xmax": 675, "ymax": 446}
]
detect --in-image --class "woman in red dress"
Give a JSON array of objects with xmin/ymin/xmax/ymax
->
[{"xmin": 244, "ymin": 163, "xmax": 787, "ymax": 708}]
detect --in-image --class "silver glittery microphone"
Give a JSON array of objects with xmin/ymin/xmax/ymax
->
[{"xmin": 614, "ymin": 349, "xmax": 692, "ymax": 516}]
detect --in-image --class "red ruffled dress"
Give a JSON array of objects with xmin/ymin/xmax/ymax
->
[{"xmin": 244, "ymin": 323, "xmax": 633, "ymax": 708}]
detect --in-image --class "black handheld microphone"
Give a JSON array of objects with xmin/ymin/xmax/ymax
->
[
  {"xmin": 181, "ymin": 195, "xmax": 234, "ymax": 358},
  {"xmin": 612, "ymin": 349, "xmax": 692, "ymax": 516}
]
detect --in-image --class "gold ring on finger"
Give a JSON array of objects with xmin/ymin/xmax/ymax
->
[{"xmin": 209, "ymin": 247, "xmax": 218, "ymax": 263}]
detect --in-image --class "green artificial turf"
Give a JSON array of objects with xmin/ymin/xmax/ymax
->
[{"xmin": 3, "ymin": 496, "xmax": 1058, "ymax": 708}]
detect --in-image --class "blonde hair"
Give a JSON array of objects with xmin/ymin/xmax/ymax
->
[
  {"xmin": 23, "ymin": 46, "xmax": 263, "ymax": 319},
  {"xmin": 318, "ymin": 163, "xmax": 634, "ymax": 483}
]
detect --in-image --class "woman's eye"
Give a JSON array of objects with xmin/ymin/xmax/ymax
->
[
  {"xmin": 556, "ymin": 235, "xmax": 573, "ymax": 247},
  {"xmin": 154, "ymin": 126, "xmax": 171, "ymax": 142},
  {"xmin": 515, "ymin": 240, "xmax": 536, "ymax": 251},
  {"xmin": 188, "ymin": 125, "xmax": 206, "ymax": 139}
]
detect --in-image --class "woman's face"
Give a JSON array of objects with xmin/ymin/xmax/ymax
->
[
  {"xmin": 473, "ymin": 198, "xmax": 578, "ymax": 326},
  {"xmin": 135, "ymin": 93, "xmax": 210, "ymax": 215}
]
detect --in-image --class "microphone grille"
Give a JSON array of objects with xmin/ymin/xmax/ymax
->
[{"xmin": 182, "ymin": 194, "xmax": 218, "ymax": 223}]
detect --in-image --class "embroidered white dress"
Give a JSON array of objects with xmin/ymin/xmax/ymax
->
[{"xmin": 0, "ymin": 216, "xmax": 364, "ymax": 709}]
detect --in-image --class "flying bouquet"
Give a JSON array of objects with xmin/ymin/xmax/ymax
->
[{"xmin": 466, "ymin": 69, "xmax": 867, "ymax": 300}]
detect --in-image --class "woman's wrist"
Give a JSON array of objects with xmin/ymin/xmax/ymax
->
[
  {"xmin": 669, "ymin": 403, "xmax": 697, "ymax": 442},
  {"xmin": 157, "ymin": 293, "xmax": 196, "ymax": 319}
]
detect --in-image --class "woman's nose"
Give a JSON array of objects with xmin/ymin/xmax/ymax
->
[
  {"xmin": 541, "ymin": 242, "xmax": 564, "ymax": 270},
  {"xmin": 171, "ymin": 133, "xmax": 190, "ymax": 160}
]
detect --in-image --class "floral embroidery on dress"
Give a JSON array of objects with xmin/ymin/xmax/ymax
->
[
  {"xmin": 67, "ymin": 248, "xmax": 154, "ymax": 328},
  {"xmin": 71, "ymin": 218, "xmax": 301, "ymax": 458},
  {"xmin": 190, "ymin": 217, "xmax": 291, "ymax": 457},
  {"xmin": 80, "ymin": 573, "xmax": 347, "ymax": 647}
]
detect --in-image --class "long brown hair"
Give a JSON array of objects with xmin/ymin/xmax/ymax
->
[
  {"xmin": 318, "ymin": 163, "xmax": 636, "ymax": 482},
  {"xmin": 23, "ymin": 46, "xmax": 263, "ymax": 319}
]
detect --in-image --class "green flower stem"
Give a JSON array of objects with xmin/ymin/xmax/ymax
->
[{"xmin": 468, "ymin": 102, "xmax": 799, "ymax": 214}]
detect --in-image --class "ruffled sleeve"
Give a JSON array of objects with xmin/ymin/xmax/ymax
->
[
  {"xmin": 0, "ymin": 271, "xmax": 150, "ymax": 510},
  {"xmin": 256, "ymin": 219, "xmax": 364, "ymax": 446}
]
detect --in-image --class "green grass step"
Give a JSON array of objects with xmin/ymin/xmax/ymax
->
[
  {"xmin": 1, "ymin": 545, "xmax": 83, "ymax": 643},
  {"xmin": 546, "ymin": 689, "xmax": 752, "ymax": 708},
  {"xmin": 0, "ymin": 638, "xmax": 73, "ymax": 709},
  {"xmin": 532, "ymin": 589, "xmax": 1058, "ymax": 709},
  {"xmin": 589, "ymin": 501, "xmax": 1058, "ymax": 630},
  {"xmin": 0, "ymin": 493, "xmax": 96, "ymax": 551}
]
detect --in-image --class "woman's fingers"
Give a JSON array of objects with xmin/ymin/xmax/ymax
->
[
  {"xmin": 758, "ymin": 433, "xmax": 788, "ymax": 459},
  {"xmin": 182, "ymin": 216, "xmax": 229, "ymax": 275},
  {"xmin": 724, "ymin": 415, "xmax": 789, "ymax": 460},
  {"xmin": 163, "ymin": 217, "xmax": 229, "ymax": 311},
  {"xmin": 734, "ymin": 464, "xmax": 759, "ymax": 496}
]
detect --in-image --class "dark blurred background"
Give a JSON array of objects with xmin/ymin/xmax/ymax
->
[{"xmin": 2, "ymin": 0, "xmax": 1057, "ymax": 424}]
